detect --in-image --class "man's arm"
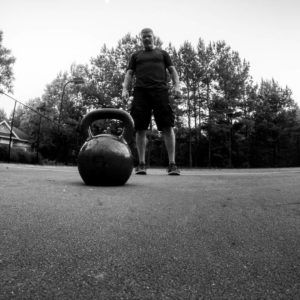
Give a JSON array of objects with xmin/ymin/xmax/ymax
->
[
  {"xmin": 122, "ymin": 69, "xmax": 134, "ymax": 99},
  {"xmin": 168, "ymin": 66, "xmax": 181, "ymax": 98}
]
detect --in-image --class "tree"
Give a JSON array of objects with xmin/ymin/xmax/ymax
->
[
  {"xmin": 7, "ymin": 31, "xmax": 299, "ymax": 167},
  {"xmin": 177, "ymin": 41, "xmax": 200, "ymax": 167},
  {"xmin": 165, "ymin": 43, "xmax": 185, "ymax": 129},
  {"xmin": 211, "ymin": 41, "xmax": 251, "ymax": 167},
  {"xmin": 0, "ymin": 108, "xmax": 7, "ymax": 120},
  {"xmin": 196, "ymin": 40, "xmax": 217, "ymax": 167},
  {"xmin": 0, "ymin": 31, "xmax": 15, "ymax": 93},
  {"xmin": 87, "ymin": 34, "xmax": 142, "ymax": 112},
  {"xmin": 251, "ymin": 79, "xmax": 298, "ymax": 166},
  {"xmin": 41, "ymin": 71, "xmax": 86, "ymax": 162},
  {"xmin": 234, "ymin": 79, "xmax": 257, "ymax": 167}
]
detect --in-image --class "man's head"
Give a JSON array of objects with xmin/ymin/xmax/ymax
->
[{"xmin": 140, "ymin": 28, "xmax": 154, "ymax": 50}]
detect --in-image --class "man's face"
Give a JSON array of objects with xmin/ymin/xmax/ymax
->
[{"xmin": 141, "ymin": 31, "xmax": 154, "ymax": 50}]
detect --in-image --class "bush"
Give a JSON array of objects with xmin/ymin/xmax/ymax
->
[
  {"xmin": 0, "ymin": 145, "xmax": 8, "ymax": 161},
  {"xmin": 41, "ymin": 158, "xmax": 57, "ymax": 165},
  {"xmin": 0, "ymin": 145, "xmax": 41, "ymax": 164},
  {"xmin": 10, "ymin": 148, "xmax": 37, "ymax": 164}
]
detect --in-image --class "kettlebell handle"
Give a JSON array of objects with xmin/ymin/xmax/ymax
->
[{"xmin": 80, "ymin": 108, "xmax": 134, "ymax": 144}]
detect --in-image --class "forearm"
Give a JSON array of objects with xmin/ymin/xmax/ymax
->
[
  {"xmin": 169, "ymin": 66, "xmax": 180, "ymax": 88},
  {"xmin": 123, "ymin": 70, "xmax": 133, "ymax": 92}
]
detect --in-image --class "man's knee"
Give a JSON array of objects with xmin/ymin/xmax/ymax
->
[
  {"xmin": 162, "ymin": 127, "xmax": 174, "ymax": 136},
  {"xmin": 136, "ymin": 130, "xmax": 147, "ymax": 140}
]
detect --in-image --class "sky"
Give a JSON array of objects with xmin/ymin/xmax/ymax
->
[{"xmin": 0, "ymin": 0, "xmax": 300, "ymax": 114}]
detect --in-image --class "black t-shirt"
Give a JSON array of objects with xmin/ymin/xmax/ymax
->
[{"xmin": 127, "ymin": 48, "xmax": 173, "ymax": 89}]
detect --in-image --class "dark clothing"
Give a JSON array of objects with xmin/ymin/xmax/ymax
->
[
  {"xmin": 127, "ymin": 48, "xmax": 173, "ymax": 89},
  {"xmin": 131, "ymin": 88, "xmax": 175, "ymax": 131},
  {"xmin": 127, "ymin": 48, "xmax": 175, "ymax": 131}
]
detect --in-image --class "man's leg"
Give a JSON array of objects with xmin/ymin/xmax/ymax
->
[
  {"xmin": 152, "ymin": 89, "xmax": 179, "ymax": 174},
  {"xmin": 135, "ymin": 130, "xmax": 147, "ymax": 174},
  {"xmin": 162, "ymin": 127, "xmax": 176, "ymax": 164},
  {"xmin": 162, "ymin": 127, "xmax": 180, "ymax": 175},
  {"xmin": 130, "ymin": 88, "xmax": 151, "ymax": 174},
  {"xmin": 136, "ymin": 130, "xmax": 147, "ymax": 164}
]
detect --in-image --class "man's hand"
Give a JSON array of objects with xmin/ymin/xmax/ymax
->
[
  {"xmin": 127, "ymin": 96, "xmax": 133, "ymax": 110},
  {"xmin": 122, "ymin": 89, "xmax": 129, "ymax": 100},
  {"xmin": 168, "ymin": 66, "xmax": 181, "ymax": 99},
  {"xmin": 122, "ymin": 70, "xmax": 133, "ymax": 100},
  {"xmin": 173, "ymin": 86, "xmax": 182, "ymax": 99},
  {"xmin": 122, "ymin": 89, "xmax": 133, "ymax": 109}
]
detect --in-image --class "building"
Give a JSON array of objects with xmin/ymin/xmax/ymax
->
[{"xmin": 0, "ymin": 120, "xmax": 31, "ymax": 151}]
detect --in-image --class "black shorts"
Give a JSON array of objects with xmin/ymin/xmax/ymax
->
[{"xmin": 130, "ymin": 88, "xmax": 175, "ymax": 131}]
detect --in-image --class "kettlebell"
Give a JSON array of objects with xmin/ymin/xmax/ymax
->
[{"xmin": 78, "ymin": 108, "xmax": 134, "ymax": 186}]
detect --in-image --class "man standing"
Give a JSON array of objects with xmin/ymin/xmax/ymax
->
[{"xmin": 122, "ymin": 28, "xmax": 181, "ymax": 175}]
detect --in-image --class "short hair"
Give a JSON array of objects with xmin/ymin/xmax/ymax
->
[{"xmin": 140, "ymin": 28, "xmax": 154, "ymax": 36}]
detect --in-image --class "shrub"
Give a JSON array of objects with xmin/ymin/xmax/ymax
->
[
  {"xmin": 0, "ymin": 145, "xmax": 41, "ymax": 164},
  {"xmin": 10, "ymin": 148, "xmax": 36, "ymax": 164},
  {"xmin": 0, "ymin": 145, "xmax": 8, "ymax": 162}
]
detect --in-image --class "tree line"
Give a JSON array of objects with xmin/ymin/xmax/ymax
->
[{"xmin": 1, "ymin": 31, "xmax": 300, "ymax": 167}]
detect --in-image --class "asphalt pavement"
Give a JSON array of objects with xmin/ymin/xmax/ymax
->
[{"xmin": 0, "ymin": 163, "xmax": 299, "ymax": 299}]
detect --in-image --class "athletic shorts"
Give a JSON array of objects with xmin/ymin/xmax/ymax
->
[{"xmin": 130, "ymin": 88, "xmax": 175, "ymax": 131}]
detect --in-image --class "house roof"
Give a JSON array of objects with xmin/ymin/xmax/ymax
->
[{"xmin": 0, "ymin": 120, "xmax": 30, "ymax": 141}]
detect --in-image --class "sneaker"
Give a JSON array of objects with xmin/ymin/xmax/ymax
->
[
  {"xmin": 135, "ymin": 163, "xmax": 147, "ymax": 175},
  {"xmin": 167, "ymin": 163, "xmax": 180, "ymax": 175}
]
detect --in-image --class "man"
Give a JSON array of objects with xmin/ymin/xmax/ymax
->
[{"xmin": 122, "ymin": 28, "xmax": 181, "ymax": 175}]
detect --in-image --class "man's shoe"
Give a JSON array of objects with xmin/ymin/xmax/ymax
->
[
  {"xmin": 168, "ymin": 163, "xmax": 180, "ymax": 175},
  {"xmin": 135, "ymin": 163, "xmax": 147, "ymax": 175}
]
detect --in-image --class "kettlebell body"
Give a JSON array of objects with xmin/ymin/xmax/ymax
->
[{"xmin": 78, "ymin": 109, "xmax": 134, "ymax": 186}]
